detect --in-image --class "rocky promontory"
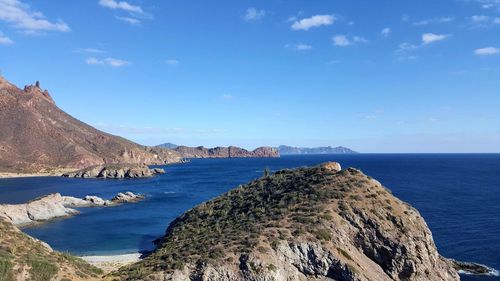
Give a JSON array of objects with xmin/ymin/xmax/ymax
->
[
  {"xmin": 0, "ymin": 192, "xmax": 144, "ymax": 226},
  {"xmin": 62, "ymin": 164, "xmax": 165, "ymax": 179},
  {"xmin": 114, "ymin": 162, "xmax": 492, "ymax": 281},
  {"xmin": 172, "ymin": 145, "xmax": 279, "ymax": 158}
]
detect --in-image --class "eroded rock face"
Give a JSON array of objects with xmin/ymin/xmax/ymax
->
[
  {"xmin": 62, "ymin": 164, "xmax": 165, "ymax": 179},
  {"xmin": 115, "ymin": 163, "xmax": 464, "ymax": 281},
  {"xmin": 0, "ymin": 192, "xmax": 144, "ymax": 226},
  {"xmin": 173, "ymin": 146, "xmax": 279, "ymax": 158}
]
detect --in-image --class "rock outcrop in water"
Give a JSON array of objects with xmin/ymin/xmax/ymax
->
[
  {"xmin": 0, "ymin": 192, "xmax": 144, "ymax": 226},
  {"xmin": 0, "ymin": 216, "xmax": 103, "ymax": 281},
  {"xmin": 113, "ymin": 162, "xmax": 477, "ymax": 281},
  {"xmin": 0, "ymin": 75, "xmax": 182, "ymax": 174},
  {"xmin": 171, "ymin": 145, "xmax": 279, "ymax": 158},
  {"xmin": 62, "ymin": 164, "xmax": 165, "ymax": 179}
]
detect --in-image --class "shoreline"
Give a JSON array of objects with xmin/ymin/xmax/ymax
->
[
  {"xmin": 80, "ymin": 253, "xmax": 142, "ymax": 273},
  {"xmin": 0, "ymin": 172, "xmax": 61, "ymax": 179}
]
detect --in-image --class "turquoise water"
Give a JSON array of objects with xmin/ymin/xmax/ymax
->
[{"xmin": 0, "ymin": 154, "xmax": 499, "ymax": 280}]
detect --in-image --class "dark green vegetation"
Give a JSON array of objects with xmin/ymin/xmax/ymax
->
[
  {"xmin": 115, "ymin": 164, "xmax": 392, "ymax": 280},
  {"xmin": 0, "ymin": 218, "xmax": 102, "ymax": 281}
]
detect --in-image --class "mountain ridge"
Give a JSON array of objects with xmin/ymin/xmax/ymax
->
[{"xmin": 0, "ymin": 76, "xmax": 182, "ymax": 173}]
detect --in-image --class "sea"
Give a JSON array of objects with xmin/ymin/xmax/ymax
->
[{"xmin": 0, "ymin": 154, "xmax": 498, "ymax": 280}]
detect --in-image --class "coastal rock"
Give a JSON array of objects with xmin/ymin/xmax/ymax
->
[
  {"xmin": 111, "ymin": 192, "xmax": 145, "ymax": 203},
  {"xmin": 0, "ymin": 191, "xmax": 144, "ymax": 226},
  {"xmin": 172, "ymin": 145, "xmax": 279, "ymax": 158},
  {"xmin": 62, "ymin": 164, "xmax": 165, "ymax": 179},
  {"xmin": 116, "ymin": 163, "xmax": 466, "ymax": 281}
]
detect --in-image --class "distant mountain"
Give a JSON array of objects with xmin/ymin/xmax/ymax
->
[
  {"xmin": 169, "ymin": 145, "xmax": 279, "ymax": 158},
  {"xmin": 278, "ymin": 145, "xmax": 358, "ymax": 155},
  {"xmin": 157, "ymin": 142, "xmax": 179, "ymax": 149},
  {"xmin": 0, "ymin": 76, "xmax": 182, "ymax": 173}
]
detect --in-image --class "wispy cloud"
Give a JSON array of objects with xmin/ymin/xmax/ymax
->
[
  {"xmin": 98, "ymin": 0, "xmax": 143, "ymax": 13},
  {"xmin": 381, "ymin": 27, "xmax": 391, "ymax": 37},
  {"xmin": 422, "ymin": 33, "xmax": 449, "ymax": 44},
  {"xmin": 115, "ymin": 16, "xmax": 141, "ymax": 25},
  {"xmin": 0, "ymin": 31, "xmax": 13, "ymax": 45},
  {"xmin": 74, "ymin": 48, "xmax": 106, "ymax": 54},
  {"xmin": 0, "ymin": 0, "xmax": 70, "ymax": 34},
  {"xmin": 474, "ymin": 47, "xmax": 500, "ymax": 56},
  {"xmin": 243, "ymin": 8, "xmax": 265, "ymax": 21},
  {"xmin": 291, "ymin": 15, "xmax": 335, "ymax": 31},
  {"xmin": 222, "ymin": 94, "xmax": 234, "ymax": 100},
  {"xmin": 412, "ymin": 17, "xmax": 454, "ymax": 26},
  {"xmin": 86, "ymin": 57, "xmax": 131, "ymax": 67},
  {"xmin": 332, "ymin": 35, "xmax": 368, "ymax": 47},
  {"xmin": 165, "ymin": 59, "xmax": 179, "ymax": 66},
  {"xmin": 285, "ymin": 43, "xmax": 312, "ymax": 51}
]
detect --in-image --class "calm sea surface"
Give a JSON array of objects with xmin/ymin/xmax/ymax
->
[{"xmin": 0, "ymin": 154, "xmax": 498, "ymax": 280}]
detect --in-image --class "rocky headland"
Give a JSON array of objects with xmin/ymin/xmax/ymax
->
[
  {"xmin": 114, "ymin": 162, "xmax": 493, "ymax": 281},
  {"xmin": 62, "ymin": 164, "xmax": 165, "ymax": 179},
  {"xmin": 0, "ymin": 76, "xmax": 182, "ymax": 175},
  {"xmin": 0, "ymin": 192, "xmax": 144, "ymax": 226},
  {"xmin": 171, "ymin": 145, "xmax": 279, "ymax": 158}
]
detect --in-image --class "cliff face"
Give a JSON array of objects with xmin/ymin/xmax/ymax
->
[
  {"xmin": 115, "ymin": 163, "xmax": 459, "ymax": 281},
  {"xmin": 0, "ymin": 76, "xmax": 182, "ymax": 173},
  {"xmin": 173, "ymin": 145, "xmax": 279, "ymax": 158},
  {"xmin": 0, "ymin": 216, "xmax": 103, "ymax": 281}
]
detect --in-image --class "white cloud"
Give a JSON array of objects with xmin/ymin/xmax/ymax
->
[
  {"xmin": 75, "ymin": 48, "xmax": 106, "ymax": 54},
  {"xmin": 412, "ymin": 17, "xmax": 454, "ymax": 26},
  {"xmin": 286, "ymin": 43, "xmax": 312, "ymax": 51},
  {"xmin": 295, "ymin": 43, "xmax": 312, "ymax": 50},
  {"xmin": 291, "ymin": 15, "xmax": 335, "ymax": 31},
  {"xmin": 0, "ymin": 0, "xmax": 70, "ymax": 34},
  {"xmin": 333, "ymin": 35, "xmax": 351, "ymax": 46},
  {"xmin": 115, "ymin": 16, "xmax": 141, "ymax": 25},
  {"xmin": 165, "ymin": 59, "xmax": 179, "ymax": 66},
  {"xmin": 471, "ymin": 15, "xmax": 490, "ymax": 22},
  {"xmin": 422, "ymin": 33, "xmax": 449, "ymax": 44},
  {"xmin": 98, "ymin": 0, "xmax": 143, "ymax": 13},
  {"xmin": 495, "ymin": 17, "xmax": 500, "ymax": 24},
  {"xmin": 222, "ymin": 94, "xmax": 233, "ymax": 100},
  {"xmin": 381, "ymin": 27, "xmax": 391, "ymax": 37},
  {"xmin": 332, "ymin": 35, "xmax": 367, "ymax": 47},
  {"xmin": 86, "ymin": 57, "xmax": 131, "ymax": 67},
  {"xmin": 474, "ymin": 47, "xmax": 500, "ymax": 55},
  {"xmin": 243, "ymin": 8, "xmax": 265, "ymax": 21},
  {"xmin": 0, "ymin": 32, "xmax": 13, "ymax": 45}
]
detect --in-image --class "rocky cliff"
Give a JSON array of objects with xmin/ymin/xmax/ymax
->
[
  {"xmin": 172, "ymin": 145, "xmax": 279, "ymax": 158},
  {"xmin": 0, "ymin": 216, "xmax": 103, "ymax": 281},
  {"xmin": 0, "ymin": 192, "xmax": 144, "ymax": 226},
  {"xmin": 113, "ymin": 163, "xmax": 463, "ymax": 281},
  {"xmin": 0, "ymin": 76, "xmax": 182, "ymax": 174},
  {"xmin": 62, "ymin": 164, "xmax": 165, "ymax": 179}
]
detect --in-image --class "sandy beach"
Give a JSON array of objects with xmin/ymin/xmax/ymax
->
[{"xmin": 80, "ymin": 253, "xmax": 142, "ymax": 273}]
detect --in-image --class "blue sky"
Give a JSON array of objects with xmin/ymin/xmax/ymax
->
[{"xmin": 1, "ymin": 0, "xmax": 499, "ymax": 152}]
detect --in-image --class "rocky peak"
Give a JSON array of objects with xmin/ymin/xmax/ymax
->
[{"xmin": 23, "ymin": 80, "xmax": 55, "ymax": 104}]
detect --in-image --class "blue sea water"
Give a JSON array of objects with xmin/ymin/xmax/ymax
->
[{"xmin": 0, "ymin": 154, "xmax": 498, "ymax": 280}]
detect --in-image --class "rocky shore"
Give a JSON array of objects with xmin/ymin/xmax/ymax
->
[
  {"xmin": 62, "ymin": 164, "xmax": 165, "ymax": 179},
  {"xmin": 0, "ymin": 191, "xmax": 144, "ymax": 226},
  {"xmin": 115, "ymin": 162, "xmax": 494, "ymax": 281}
]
